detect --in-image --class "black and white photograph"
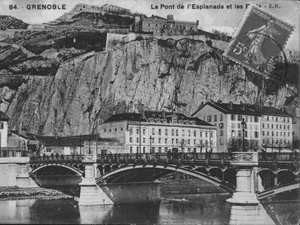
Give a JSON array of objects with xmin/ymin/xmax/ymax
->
[{"xmin": 0, "ymin": 0, "xmax": 299, "ymax": 224}]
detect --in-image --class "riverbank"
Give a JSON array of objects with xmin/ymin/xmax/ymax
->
[{"xmin": 0, "ymin": 187, "xmax": 73, "ymax": 201}]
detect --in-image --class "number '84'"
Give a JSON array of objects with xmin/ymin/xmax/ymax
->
[{"xmin": 233, "ymin": 42, "xmax": 248, "ymax": 55}]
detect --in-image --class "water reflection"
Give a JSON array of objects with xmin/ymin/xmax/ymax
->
[{"xmin": 0, "ymin": 194, "xmax": 298, "ymax": 224}]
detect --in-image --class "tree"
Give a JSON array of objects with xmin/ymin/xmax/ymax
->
[
  {"xmin": 227, "ymin": 137, "xmax": 259, "ymax": 152},
  {"xmin": 196, "ymin": 140, "xmax": 206, "ymax": 154},
  {"xmin": 178, "ymin": 139, "xmax": 186, "ymax": 153}
]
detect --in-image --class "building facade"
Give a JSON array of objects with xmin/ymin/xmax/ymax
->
[
  {"xmin": 193, "ymin": 101, "xmax": 262, "ymax": 152},
  {"xmin": 0, "ymin": 111, "xmax": 9, "ymax": 147},
  {"xmin": 27, "ymin": 134, "xmax": 123, "ymax": 156},
  {"xmin": 99, "ymin": 111, "xmax": 217, "ymax": 154},
  {"xmin": 258, "ymin": 106, "xmax": 293, "ymax": 151},
  {"xmin": 132, "ymin": 14, "xmax": 199, "ymax": 36},
  {"xmin": 193, "ymin": 101, "xmax": 293, "ymax": 152}
]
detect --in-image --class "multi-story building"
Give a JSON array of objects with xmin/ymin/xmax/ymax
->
[
  {"xmin": 257, "ymin": 106, "xmax": 293, "ymax": 151},
  {"xmin": 193, "ymin": 101, "xmax": 293, "ymax": 152},
  {"xmin": 0, "ymin": 111, "xmax": 9, "ymax": 147},
  {"xmin": 131, "ymin": 14, "xmax": 199, "ymax": 36},
  {"xmin": 192, "ymin": 101, "xmax": 262, "ymax": 152},
  {"xmin": 101, "ymin": 4, "xmax": 131, "ymax": 14},
  {"xmin": 99, "ymin": 111, "xmax": 217, "ymax": 154},
  {"xmin": 27, "ymin": 134, "xmax": 123, "ymax": 156}
]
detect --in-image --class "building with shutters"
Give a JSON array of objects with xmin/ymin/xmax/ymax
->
[{"xmin": 99, "ymin": 111, "xmax": 217, "ymax": 154}]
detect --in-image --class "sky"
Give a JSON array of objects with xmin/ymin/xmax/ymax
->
[{"xmin": 0, "ymin": 0, "xmax": 299, "ymax": 50}]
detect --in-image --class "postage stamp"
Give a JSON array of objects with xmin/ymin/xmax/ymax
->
[{"xmin": 224, "ymin": 4, "xmax": 294, "ymax": 77}]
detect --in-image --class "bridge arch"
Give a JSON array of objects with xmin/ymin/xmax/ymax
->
[
  {"xmin": 98, "ymin": 164, "xmax": 235, "ymax": 193},
  {"xmin": 31, "ymin": 164, "xmax": 83, "ymax": 176}
]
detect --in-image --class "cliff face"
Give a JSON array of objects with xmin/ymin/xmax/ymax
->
[{"xmin": 0, "ymin": 38, "xmax": 298, "ymax": 135}]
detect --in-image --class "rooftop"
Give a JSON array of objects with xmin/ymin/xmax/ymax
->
[
  {"xmin": 192, "ymin": 101, "xmax": 292, "ymax": 117},
  {"xmin": 0, "ymin": 111, "xmax": 9, "ymax": 121},
  {"xmin": 103, "ymin": 111, "xmax": 213, "ymax": 126}
]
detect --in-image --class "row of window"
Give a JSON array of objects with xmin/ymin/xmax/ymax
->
[
  {"xmin": 231, "ymin": 123, "xmax": 259, "ymax": 130},
  {"xmin": 262, "ymin": 131, "xmax": 291, "ymax": 137},
  {"xmin": 103, "ymin": 127, "xmax": 123, "ymax": 133},
  {"xmin": 129, "ymin": 146, "xmax": 209, "ymax": 154},
  {"xmin": 231, "ymin": 130, "xmax": 259, "ymax": 138},
  {"xmin": 262, "ymin": 139, "xmax": 291, "ymax": 145},
  {"xmin": 129, "ymin": 137, "xmax": 214, "ymax": 146},
  {"xmin": 264, "ymin": 116, "xmax": 290, "ymax": 123},
  {"xmin": 262, "ymin": 123, "xmax": 290, "ymax": 130},
  {"xmin": 129, "ymin": 127, "xmax": 214, "ymax": 138}
]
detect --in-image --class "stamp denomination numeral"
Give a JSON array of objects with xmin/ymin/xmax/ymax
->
[{"xmin": 232, "ymin": 42, "xmax": 247, "ymax": 55}]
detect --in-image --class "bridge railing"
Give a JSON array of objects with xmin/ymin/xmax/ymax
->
[
  {"xmin": 258, "ymin": 152, "xmax": 298, "ymax": 162},
  {"xmin": 96, "ymin": 152, "xmax": 233, "ymax": 161},
  {"xmin": 30, "ymin": 154, "xmax": 85, "ymax": 164}
]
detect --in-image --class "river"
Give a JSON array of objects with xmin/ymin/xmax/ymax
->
[{"xmin": 0, "ymin": 192, "xmax": 299, "ymax": 225}]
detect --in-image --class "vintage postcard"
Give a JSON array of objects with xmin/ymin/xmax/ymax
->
[{"xmin": 0, "ymin": 0, "xmax": 299, "ymax": 224}]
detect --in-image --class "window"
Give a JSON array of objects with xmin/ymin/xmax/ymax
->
[
  {"xmin": 262, "ymin": 123, "xmax": 265, "ymax": 128},
  {"xmin": 188, "ymin": 130, "xmax": 190, "ymax": 137},
  {"xmin": 115, "ymin": 128, "xmax": 117, "ymax": 132},
  {"xmin": 254, "ymin": 116, "xmax": 259, "ymax": 122},
  {"xmin": 220, "ymin": 114, "xmax": 223, "ymax": 121},
  {"xmin": 263, "ymin": 131, "xmax": 265, "ymax": 136},
  {"xmin": 151, "ymin": 147, "xmax": 155, "ymax": 153},
  {"xmin": 143, "ymin": 138, "xmax": 146, "ymax": 143},
  {"xmin": 194, "ymin": 139, "xmax": 196, "ymax": 145},
  {"xmin": 231, "ymin": 114, "xmax": 236, "ymax": 121},
  {"xmin": 194, "ymin": 130, "xmax": 196, "ymax": 137},
  {"xmin": 158, "ymin": 138, "xmax": 161, "ymax": 144},
  {"xmin": 182, "ymin": 129, "xmax": 185, "ymax": 136},
  {"xmin": 208, "ymin": 116, "xmax": 212, "ymax": 122},
  {"xmin": 176, "ymin": 130, "xmax": 179, "ymax": 136},
  {"xmin": 220, "ymin": 138, "xmax": 224, "ymax": 145},
  {"xmin": 136, "ymin": 128, "xmax": 139, "ymax": 135},
  {"xmin": 152, "ymin": 128, "xmax": 155, "ymax": 135},
  {"xmin": 172, "ymin": 129, "xmax": 174, "ymax": 136},
  {"xmin": 188, "ymin": 139, "xmax": 190, "ymax": 144},
  {"xmin": 172, "ymin": 139, "xmax": 174, "ymax": 144},
  {"xmin": 220, "ymin": 130, "xmax": 223, "ymax": 136},
  {"xmin": 276, "ymin": 124, "xmax": 278, "ymax": 129},
  {"xmin": 143, "ymin": 129, "xmax": 146, "ymax": 135},
  {"xmin": 176, "ymin": 139, "xmax": 178, "ymax": 144},
  {"xmin": 136, "ymin": 137, "xmax": 139, "ymax": 143},
  {"xmin": 130, "ymin": 137, "xmax": 132, "ymax": 143},
  {"xmin": 254, "ymin": 131, "xmax": 259, "ymax": 138},
  {"xmin": 121, "ymin": 127, "xmax": 123, "ymax": 131},
  {"xmin": 130, "ymin": 128, "xmax": 133, "ymax": 135},
  {"xmin": 219, "ymin": 123, "xmax": 224, "ymax": 129},
  {"xmin": 214, "ymin": 115, "xmax": 217, "ymax": 122},
  {"xmin": 238, "ymin": 115, "xmax": 242, "ymax": 121},
  {"xmin": 130, "ymin": 147, "xmax": 133, "ymax": 153},
  {"xmin": 136, "ymin": 147, "xmax": 139, "ymax": 153},
  {"xmin": 165, "ymin": 138, "xmax": 168, "ymax": 144},
  {"xmin": 267, "ymin": 116, "xmax": 269, "ymax": 121},
  {"xmin": 143, "ymin": 147, "xmax": 146, "ymax": 153},
  {"xmin": 238, "ymin": 130, "xmax": 242, "ymax": 137},
  {"xmin": 165, "ymin": 129, "xmax": 168, "ymax": 135},
  {"xmin": 158, "ymin": 147, "xmax": 162, "ymax": 153},
  {"xmin": 158, "ymin": 129, "xmax": 161, "ymax": 135}
]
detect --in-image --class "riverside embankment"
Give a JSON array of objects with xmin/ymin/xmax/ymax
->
[{"xmin": 0, "ymin": 187, "xmax": 73, "ymax": 201}]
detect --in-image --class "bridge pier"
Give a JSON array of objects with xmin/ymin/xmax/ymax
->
[
  {"xmin": 227, "ymin": 152, "xmax": 259, "ymax": 205},
  {"xmin": 79, "ymin": 155, "xmax": 113, "ymax": 206}
]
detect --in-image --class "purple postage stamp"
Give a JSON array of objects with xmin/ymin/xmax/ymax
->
[{"xmin": 224, "ymin": 4, "xmax": 294, "ymax": 77}]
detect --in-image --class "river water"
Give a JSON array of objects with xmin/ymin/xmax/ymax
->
[{"xmin": 0, "ymin": 193, "xmax": 299, "ymax": 224}]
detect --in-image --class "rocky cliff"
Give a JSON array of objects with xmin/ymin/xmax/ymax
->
[{"xmin": 0, "ymin": 37, "xmax": 298, "ymax": 136}]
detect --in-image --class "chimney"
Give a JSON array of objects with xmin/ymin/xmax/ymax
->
[{"xmin": 229, "ymin": 101, "xmax": 233, "ymax": 109}]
